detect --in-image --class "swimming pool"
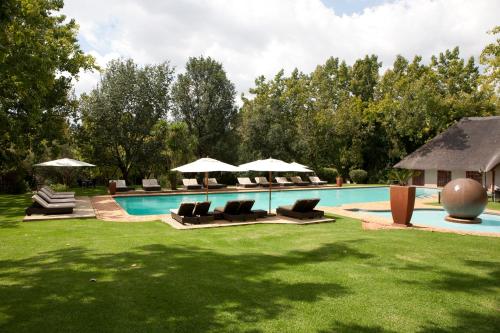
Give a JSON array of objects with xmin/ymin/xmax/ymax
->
[
  {"xmin": 114, "ymin": 186, "xmax": 439, "ymax": 215},
  {"xmin": 361, "ymin": 209, "xmax": 500, "ymax": 234}
]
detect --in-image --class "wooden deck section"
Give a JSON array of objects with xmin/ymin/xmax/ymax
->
[{"xmin": 23, "ymin": 197, "xmax": 95, "ymax": 221}]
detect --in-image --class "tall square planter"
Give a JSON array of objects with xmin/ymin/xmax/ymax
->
[{"xmin": 390, "ymin": 185, "xmax": 416, "ymax": 226}]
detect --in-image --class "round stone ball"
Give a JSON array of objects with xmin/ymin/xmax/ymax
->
[{"xmin": 441, "ymin": 178, "xmax": 487, "ymax": 219}]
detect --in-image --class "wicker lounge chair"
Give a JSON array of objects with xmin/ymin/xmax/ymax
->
[
  {"xmin": 214, "ymin": 200, "xmax": 244, "ymax": 221},
  {"xmin": 182, "ymin": 179, "xmax": 203, "ymax": 190},
  {"xmin": 275, "ymin": 177, "xmax": 294, "ymax": 186},
  {"xmin": 40, "ymin": 187, "xmax": 75, "ymax": 199},
  {"xmin": 193, "ymin": 201, "xmax": 215, "ymax": 223},
  {"xmin": 309, "ymin": 176, "xmax": 327, "ymax": 186},
  {"xmin": 110, "ymin": 180, "xmax": 134, "ymax": 192},
  {"xmin": 237, "ymin": 177, "xmax": 259, "ymax": 188},
  {"xmin": 170, "ymin": 202, "xmax": 198, "ymax": 224},
  {"xmin": 254, "ymin": 177, "xmax": 277, "ymax": 187},
  {"xmin": 276, "ymin": 198, "xmax": 324, "ymax": 219},
  {"xmin": 290, "ymin": 176, "xmax": 310, "ymax": 186},
  {"xmin": 142, "ymin": 179, "xmax": 161, "ymax": 191},
  {"xmin": 238, "ymin": 200, "xmax": 267, "ymax": 219},
  {"xmin": 41, "ymin": 186, "xmax": 75, "ymax": 198},
  {"xmin": 37, "ymin": 190, "xmax": 75, "ymax": 203},
  {"xmin": 204, "ymin": 178, "xmax": 226, "ymax": 189},
  {"xmin": 25, "ymin": 194, "xmax": 75, "ymax": 215}
]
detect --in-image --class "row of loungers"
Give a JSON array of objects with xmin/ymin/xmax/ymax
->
[
  {"xmin": 110, "ymin": 179, "xmax": 161, "ymax": 192},
  {"xmin": 238, "ymin": 176, "xmax": 327, "ymax": 188},
  {"xmin": 26, "ymin": 186, "xmax": 76, "ymax": 215},
  {"xmin": 170, "ymin": 198, "xmax": 324, "ymax": 225}
]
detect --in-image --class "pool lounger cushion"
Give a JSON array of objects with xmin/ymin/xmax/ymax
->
[
  {"xmin": 41, "ymin": 186, "xmax": 75, "ymax": 198},
  {"xmin": 290, "ymin": 176, "xmax": 310, "ymax": 186},
  {"xmin": 237, "ymin": 177, "xmax": 259, "ymax": 188},
  {"xmin": 309, "ymin": 176, "xmax": 327, "ymax": 186},
  {"xmin": 26, "ymin": 194, "xmax": 75, "ymax": 215},
  {"xmin": 142, "ymin": 179, "xmax": 161, "ymax": 191},
  {"xmin": 276, "ymin": 198, "xmax": 324, "ymax": 220},
  {"xmin": 275, "ymin": 177, "xmax": 294, "ymax": 186},
  {"xmin": 204, "ymin": 178, "xmax": 227, "ymax": 189},
  {"xmin": 182, "ymin": 179, "xmax": 203, "ymax": 190},
  {"xmin": 37, "ymin": 190, "xmax": 75, "ymax": 204}
]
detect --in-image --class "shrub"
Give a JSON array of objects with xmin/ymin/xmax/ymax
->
[
  {"xmin": 349, "ymin": 169, "xmax": 368, "ymax": 184},
  {"xmin": 51, "ymin": 183, "xmax": 70, "ymax": 192},
  {"xmin": 317, "ymin": 167, "xmax": 339, "ymax": 183}
]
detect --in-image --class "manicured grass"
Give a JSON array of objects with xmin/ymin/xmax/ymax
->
[{"xmin": 0, "ymin": 194, "xmax": 499, "ymax": 332}]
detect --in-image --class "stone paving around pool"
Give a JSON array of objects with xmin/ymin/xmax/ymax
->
[
  {"xmin": 91, "ymin": 195, "xmax": 335, "ymax": 227},
  {"xmin": 322, "ymin": 198, "xmax": 500, "ymax": 237},
  {"xmin": 23, "ymin": 196, "xmax": 96, "ymax": 221}
]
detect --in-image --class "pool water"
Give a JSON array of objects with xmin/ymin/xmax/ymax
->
[
  {"xmin": 362, "ymin": 209, "xmax": 500, "ymax": 234},
  {"xmin": 114, "ymin": 186, "xmax": 439, "ymax": 215}
]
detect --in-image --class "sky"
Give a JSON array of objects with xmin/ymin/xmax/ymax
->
[{"xmin": 62, "ymin": 0, "xmax": 499, "ymax": 100}]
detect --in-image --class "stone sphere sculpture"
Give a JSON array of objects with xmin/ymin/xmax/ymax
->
[{"xmin": 441, "ymin": 178, "xmax": 487, "ymax": 223}]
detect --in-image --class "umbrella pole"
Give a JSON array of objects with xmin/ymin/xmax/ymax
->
[
  {"xmin": 269, "ymin": 170, "xmax": 272, "ymax": 214},
  {"xmin": 205, "ymin": 171, "xmax": 208, "ymax": 201}
]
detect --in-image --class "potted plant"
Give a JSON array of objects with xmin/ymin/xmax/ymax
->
[
  {"xmin": 336, "ymin": 175, "xmax": 343, "ymax": 187},
  {"xmin": 108, "ymin": 180, "xmax": 117, "ymax": 195},
  {"xmin": 388, "ymin": 169, "xmax": 419, "ymax": 226}
]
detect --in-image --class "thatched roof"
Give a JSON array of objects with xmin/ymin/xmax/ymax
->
[{"xmin": 395, "ymin": 116, "xmax": 500, "ymax": 172}]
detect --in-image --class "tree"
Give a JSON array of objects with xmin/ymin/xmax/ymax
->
[
  {"xmin": 350, "ymin": 55, "xmax": 381, "ymax": 102},
  {"xmin": 480, "ymin": 26, "xmax": 500, "ymax": 99},
  {"xmin": 172, "ymin": 56, "xmax": 238, "ymax": 162},
  {"xmin": 77, "ymin": 59, "xmax": 174, "ymax": 182},
  {"xmin": 0, "ymin": 0, "xmax": 95, "ymax": 192}
]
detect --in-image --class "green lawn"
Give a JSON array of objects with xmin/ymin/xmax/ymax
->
[{"xmin": 0, "ymin": 194, "xmax": 499, "ymax": 332}]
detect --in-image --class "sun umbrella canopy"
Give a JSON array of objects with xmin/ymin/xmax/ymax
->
[
  {"xmin": 34, "ymin": 158, "xmax": 95, "ymax": 167},
  {"xmin": 172, "ymin": 157, "xmax": 241, "ymax": 173},
  {"xmin": 290, "ymin": 161, "xmax": 309, "ymax": 169},
  {"xmin": 239, "ymin": 158, "xmax": 311, "ymax": 172}
]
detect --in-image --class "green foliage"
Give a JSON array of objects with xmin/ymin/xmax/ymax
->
[
  {"xmin": 76, "ymin": 59, "xmax": 174, "ymax": 181},
  {"xmin": 0, "ymin": 0, "xmax": 96, "ymax": 191},
  {"xmin": 349, "ymin": 169, "xmax": 368, "ymax": 184},
  {"xmin": 317, "ymin": 168, "xmax": 339, "ymax": 183},
  {"xmin": 387, "ymin": 169, "xmax": 418, "ymax": 186},
  {"xmin": 172, "ymin": 56, "xmax": 238, "ymax": 162},
  {"xmin": 50, "ymin": 183, "xmax": 70, "ymax": 192}
]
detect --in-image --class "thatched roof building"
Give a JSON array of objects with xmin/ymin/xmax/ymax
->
[{"xmin": 395, "ymin": 116, "xmax": 500, "ymax": 189}]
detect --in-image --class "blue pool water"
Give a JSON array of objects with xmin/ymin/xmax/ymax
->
[
  {"xmin": 114, "ymin": 187, "xmax": 439, "ymax": 215},
  {"xmin": 362, "ymin": 209, "xmax": 500, "ymax": 233}
]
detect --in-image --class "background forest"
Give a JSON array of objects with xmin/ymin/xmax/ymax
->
[{"xmin": 1, "ymin": 0, "xmax": 499, "ymax": 192}]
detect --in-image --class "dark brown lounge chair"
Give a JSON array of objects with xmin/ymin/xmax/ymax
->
[
  {"xmin": 182, "ymin": 179, "xmax": 203, "ymax": 190},
  {"xmin": 276, "ymin": 198, "xmax": 324, "ymax": 220},
  {"xmin": 193, "ymin": 201, "xmax": 215, "ymax": 223},
  {"xmin": 204, "ymin": 178, "xmax": 226, "ymax": 189},
  {"xmin": 142, "ymin": 179, "xmax": 161, "ymax": 191},
  {"xmin": 26, "ymin": 194, "xmax": 75, "ymax": 215},
  {"xmin": 41, "ymin": 186, "xmax": 75, "ymax": 198},
  {"xmin": 290, "ymin": 176, "xmax": 310, "ymax": 186},
  {"xmin": 237, "ymin": 177, "xmax": 259, "ymax": 188},
  {"xmin": 309, "ymin": 176, "xmax": 327, "ymax": 186},
  {"xmin": 214, "ymin": 200, "xmax": 244, "ymax": 221},
  {"xmin": 254, "ymin": 177, "xmax": 277, "ymax": 187},
  {"xmin": 170, "ymin": 202, "xmax": 198, "ymax": 224},
  {"xmin": 37, "ymin": 190, "xmax": 75, "ymax": 204},
  {"xmin": 238, "ymin": 200, "xmax": 267, "ymax": 219}
]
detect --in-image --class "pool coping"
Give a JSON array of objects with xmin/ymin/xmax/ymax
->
[
  {"xmin": 323, "ymin": 199, "xmax": 500, "ymax": 238},
  {"xmin": 110, "ymin": 184, "xmax": 390, "ymax": 198}
]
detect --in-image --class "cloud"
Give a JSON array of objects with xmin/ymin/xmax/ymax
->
[{"xmin": 63, "ymin": 0, "xmax": 500, "ymax": 98}]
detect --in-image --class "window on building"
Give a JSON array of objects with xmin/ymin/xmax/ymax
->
[
  {"xmin": 466, "ymin": 171, "xmax": 482, "ymax": 185},
  {"xmin": 412, "ymin": 170, "xmax": 425, "ymax": 186},
  {"xmin": 437, "ymin": 170, "xmax": 451, "ymax": 187}
]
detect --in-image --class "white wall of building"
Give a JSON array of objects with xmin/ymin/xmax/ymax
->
[{"xmin": 410, "ymin": 165, "xmax": 499, "ymax": 189}]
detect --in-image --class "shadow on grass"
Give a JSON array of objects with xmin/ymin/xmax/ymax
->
[
  {"xmin": 0, "ymin": 194, "xmax": 32, "ymax": 228},
  {"xmin": 418, "ymin": 310, "xmax": 500, "ymax": 333},
  {"xmin": 319, "ymin": 321, "xmax": 398, "ymax": 333},
  {"xmin": 0, "ymin": 242, "xmax": 371, "ymax": 332}
]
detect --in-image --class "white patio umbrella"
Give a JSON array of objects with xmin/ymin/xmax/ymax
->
[
  {"xmin": 33, "ymin": 158, "xmax": 95, "ymax": 186},
  {"xmin": 290, "ymin": 161, "xmax": 308, "ymax": 169},
  {"xmin": 238, "ymin": 158, "xmax": 312, "ymax": 214},
  {"xmin": 171, "ymin": 157, "xmax": 241, "ymax": 200}
]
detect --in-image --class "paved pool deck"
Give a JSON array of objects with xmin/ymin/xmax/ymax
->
[
  {"xmin": 23, "ymin": 196, "xmax": 96, "ymax": 221},
  {"xmin": 322, "ymin": 198, "xmax": 500, "ymax": 237}
]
